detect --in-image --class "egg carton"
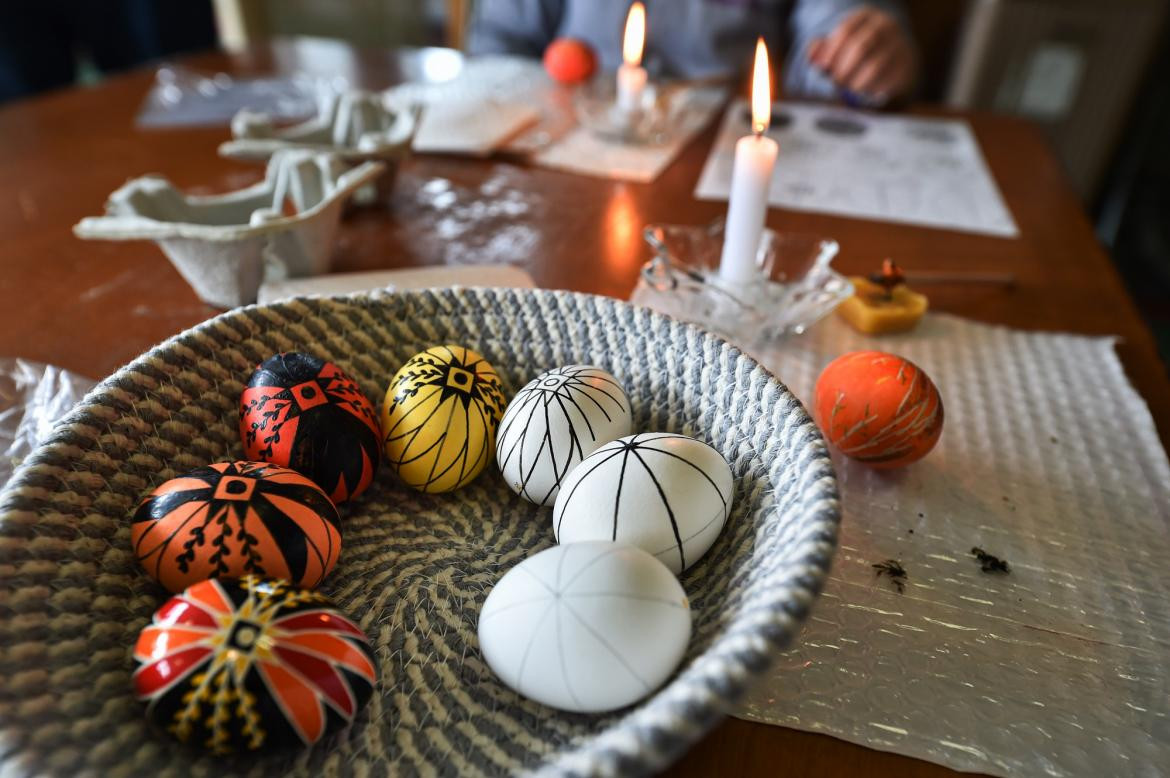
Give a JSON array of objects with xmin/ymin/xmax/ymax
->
[
  {"xmin": 73, "ymin": 150, "xmax": 385, "ymax": 308},
  {"xmin": 219, "ymin": 90, "xmax": 418, "ymax": 165}
]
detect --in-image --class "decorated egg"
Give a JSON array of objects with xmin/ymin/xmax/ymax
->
[
  {"xmin": 813, "ymin": 350, "xmax": 944, "ymax": 468},
  {"xmin": 478, "ymin": 541, "xmax": 691, "ymax": 713},
  {"xmin": 553, "ymin": 433, "xmax": 734, "ymax": 575},
  {"xmin": 542, "ymin": 38, "xmax": 597, "ymax": 83},
  {"xmin": 496, "ymin": 365, "xmax": 633, "ymax": 506},
  {"xmin": 381, "ymin": 345, "xmax": 506, "ymax": 493},
  {"xmin": 133, "ymin": 576, "xmax": 378, "ymax": 753},
  {"xmin": 131, "ymin": 461, "xmax": 341, "ymax": 593},
  {"xmin": 240, "ymin": 352, "xmax": 381, "ymax": 503}
]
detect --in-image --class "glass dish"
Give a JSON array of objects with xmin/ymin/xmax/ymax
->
[
  {"xmin": 572, "ymin": 76, "xmax": 678, "ymax": 145},
  {"xmin": 633, "ymin": 219, "xmax": 853, "ymax": 342}
]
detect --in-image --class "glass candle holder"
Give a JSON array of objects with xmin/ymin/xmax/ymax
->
[
  {"xmin": 631, "ymin": 219, "xmax": 853, "ymax": 344},
  {"xmin": 572, "ymin": 76, "xmax": 681, "ymax": 145}
]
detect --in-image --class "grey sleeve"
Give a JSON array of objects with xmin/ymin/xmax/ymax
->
[
  {"xmin": 783, "ymin": 0, "xmax": 910, "ymax": 99},
  {"xmin": 466, "ymin": 0, "xmax": 565, "ymax": 58}
]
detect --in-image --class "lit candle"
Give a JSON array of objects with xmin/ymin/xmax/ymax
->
[
  {"xmin": 719, "ymin": 38, "xmax": 779, "ymax": 285},
  {"xmin": 616, "ymin": 2, "xmax": 647, "ymax": 114}
]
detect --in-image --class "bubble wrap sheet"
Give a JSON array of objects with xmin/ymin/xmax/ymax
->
[{"xmin": 727, "ymin": 314, "xmax": 1170, "ymax": 776}]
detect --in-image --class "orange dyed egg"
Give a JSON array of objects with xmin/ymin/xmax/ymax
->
[
  {"xmin": 543, "ymin": 38, "xmax": 597, "ymax": 84},
  {"xmin": 813, "ymin": 351, "xmax": 944, "ymax": 468}
]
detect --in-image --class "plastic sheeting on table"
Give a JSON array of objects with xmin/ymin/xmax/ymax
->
[
  {"xmin": 627, "ymin": 296, "xmax": 1170, "ymax": 776},
  {"xmin": 0, "ymin": 360, "xmax": 96, "ymax": 489},
  {"xmin": 136, "ymin": 64, "xmax": 332, "ymax": 128}
]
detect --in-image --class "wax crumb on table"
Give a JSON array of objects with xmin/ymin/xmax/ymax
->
[{"xmin": 872, "ymin": 559, "xmax": 908, "ymax": 593}]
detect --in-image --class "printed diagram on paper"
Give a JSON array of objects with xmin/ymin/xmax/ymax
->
[{"xmin": 695, "ymin": 101, "xmax": 1019, "ymax": 238}]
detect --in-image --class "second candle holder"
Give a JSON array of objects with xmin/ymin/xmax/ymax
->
[{"xmin": 572, "ymin": 76, "xmax": 678, "ymax": 145}]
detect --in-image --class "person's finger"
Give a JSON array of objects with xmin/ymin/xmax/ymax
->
[
  {"xmin": 861, "ymin": 54, "xmax": 914, "ymax": 102},
  {"xmin": 815, "ymin": 8, "xmax": 874, "ymax": 70},
  {"xmin": 874, "ymin": 57, "xmax": 915, "ymax": 99},
  {"xmin": 830, "ymin": 15, "xmax": 891, "ymax": 86},
  {"xmin": 849, "ymin": 48, "xmax": 897, "ymax": 94},
  {"xmin": 807, "ymin": 37, "xmax": 825, "ymax": 64},
  {"xmin": 818, "ymin": 9, "xmax": 873, "ymax": 65}
]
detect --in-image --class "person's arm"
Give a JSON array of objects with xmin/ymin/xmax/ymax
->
[
  {"xmin": 785, "ymin": 1, "xmax": 916, "ymax": 105},
  {"xmin": 466, "ymin": 0, "xmax": 565, "ymax": 58}
]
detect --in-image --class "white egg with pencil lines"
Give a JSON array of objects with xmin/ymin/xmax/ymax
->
[{"xmin": 477, "ymin": 540, "xmax": 692, "ymax": 713}]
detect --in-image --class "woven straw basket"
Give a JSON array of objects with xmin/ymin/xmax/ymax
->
[{"xmin": 0, "ymin": 288, "xmax": 840, "ymax": 777}]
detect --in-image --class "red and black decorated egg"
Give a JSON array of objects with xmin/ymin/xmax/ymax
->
[
  {"xmin": 133, "ymin": 576, "xmax": 378, "ymax": 753},
  {"xmin": 240, "ymin": 352, "xmax": 381, "ymax": 503},
  {"xmin": 131, "ymin": 461, "xmax": 341, "ymax": 593}
]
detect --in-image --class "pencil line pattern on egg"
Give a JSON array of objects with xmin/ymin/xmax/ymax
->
[
  {"xmin": 515, "ymin": 601, "xmax": 555, "ymax": 692},
  {"xmin": 645, "ymin": 506, "xmax": 727, "ymax": 559},
  {"xmin": 560, "ymin": 543, "xmax": 624, "ymax": 592},
  {"xmin": 828, "ymin": 355, "xmax": 942, "ymax": 463},
  {"xmin": 496, "ymin": 366, "xmax": 630, "ymax": 505},
  {"xmin": 556, "ymin": 607, "xmax": 582, "ymax": 708},
  {"xmin": 562, "ymin": 601, "xmax": 651, "ymax": 691}
]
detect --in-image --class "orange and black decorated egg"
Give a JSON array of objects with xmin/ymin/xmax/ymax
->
[
  {"xmin": 131, "ymin": 461, "xmax": 341, "ymax": 593},
  {"xmin": 240, "ymin": 352, "xmax": 381, "ymax": 503},
  {"xmin": 133, "ymin": 576, "xmax": 378, "ymax": 753}
]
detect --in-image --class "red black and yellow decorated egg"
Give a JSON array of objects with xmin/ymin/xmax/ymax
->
[
  {"xmin": 240, "ymin": 352, "xmax": 381, "ymax": 503},
  {"xmin": 131, "ymin": 461, "xmax": 341, "ymax": 593},
  {"xmin": 813, "ymin": 350, "xmax": 944, "ymax": 469},
  {"xmin": 133, "ymin": 576, "xmax": 378, "ymax": 753},
  {"xmin": 381, "ymin": 345, "xmax": 506, "ymax": 493}
]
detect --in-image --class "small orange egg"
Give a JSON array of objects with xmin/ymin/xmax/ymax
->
[
  {"xmin": 543, "ymin": 38, "xmax": 598, "ymax": 84},
  {"xmin": 813, "ymin": 351, "xmax": 944, "ymax": 469}
]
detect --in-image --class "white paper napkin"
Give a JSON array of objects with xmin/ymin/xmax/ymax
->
[
  {"xmin": 413, "ymin": 99, "xmax": 541, "ymax": 156},
  {"xmin": 533, "ymin": 87, "xmax": 725, "ymax": 182},
  {"xmin": 386, "ymin": 56, "xmax": 568, "ymax": 157}
]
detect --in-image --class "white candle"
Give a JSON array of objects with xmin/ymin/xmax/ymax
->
[
  {"xmin": 617, "ymin": 63, "xmax": 647, "ymax": 114},
  {"xmin": 719, "ymin": 38, "xmax": 778, "ymax": 285},
  {"xmin": 616, "ymin": 3, "xmax": 647, "ymax": 114}
]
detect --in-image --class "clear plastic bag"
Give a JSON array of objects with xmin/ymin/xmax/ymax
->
[
  {"xmin": 0, "ymin": 359, "xmax": 96, "ymax": 489},
  {"xmin": 136, "ymin": 64, "xmax": 344, "ymax": 128}
]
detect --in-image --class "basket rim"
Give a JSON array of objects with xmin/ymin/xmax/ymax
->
[{"xmin": 0, "ymin": 286, "xmax": 841, "ymax": 777}]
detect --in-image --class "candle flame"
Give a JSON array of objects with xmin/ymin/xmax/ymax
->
[
  {"xmin": 751, "ymin": 37, "xmax": 772, "ymax": 134},
  {"xmin": 623, "ymin": 3, "xmax": 646, "ymax": 66}
]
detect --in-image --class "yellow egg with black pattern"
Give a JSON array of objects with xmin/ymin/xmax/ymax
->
[{"xmin": 381, "ymin": 345, "xmax": 506, "ymax": 493}]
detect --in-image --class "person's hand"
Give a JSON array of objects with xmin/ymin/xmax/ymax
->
[{"xmin": 807, "ymin": 6, "xmax": 917, "ymax": 103}]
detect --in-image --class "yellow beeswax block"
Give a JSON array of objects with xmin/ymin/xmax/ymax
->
[{"xmin": 836, "ymin": 276, "xmax": 928, "ymax": 334}]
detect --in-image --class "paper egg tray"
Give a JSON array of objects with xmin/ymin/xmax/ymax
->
[{"xmin": 0, "ymin": 288, "xmax": 840, "ymax": 777}]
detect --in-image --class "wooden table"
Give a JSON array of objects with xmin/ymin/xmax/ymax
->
[{"xmin": 1, "ymin": 38, "xmax": 1167, "ymax": 777}]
